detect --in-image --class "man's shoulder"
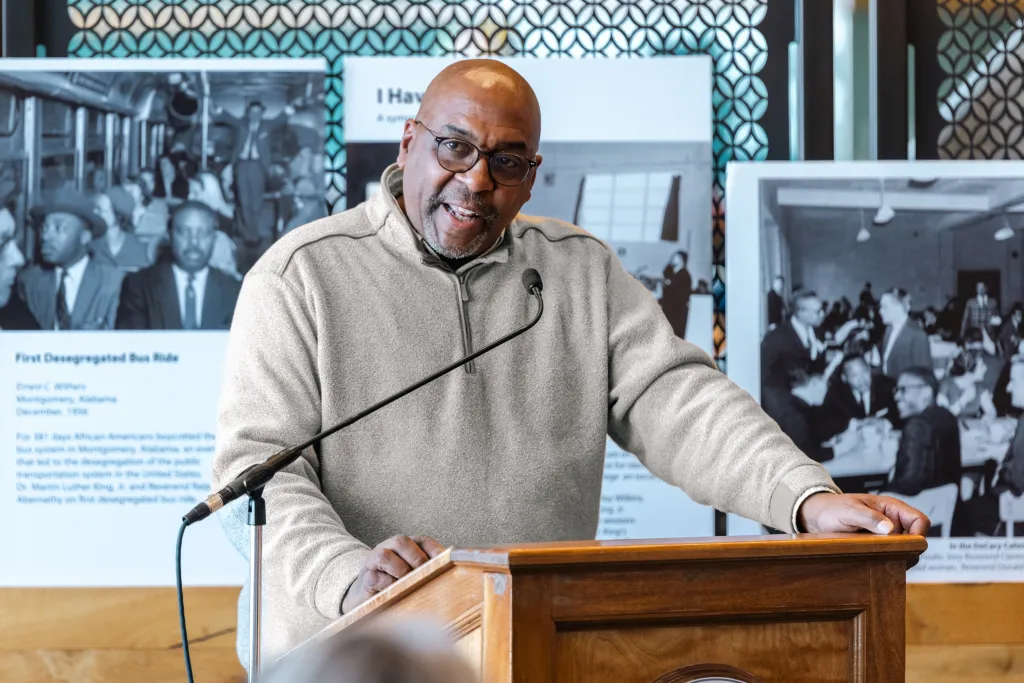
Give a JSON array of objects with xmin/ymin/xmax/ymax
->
[
  {"xmin": 251, "ymin": 205, "xmax": 378, "ymax": 276},
  {"xmin": 209, "ymin": 266, "xmax": 242, "ymax": 294},
  {"xmin": 510, "ymin": 213, "xmax": 609, "ymax": 250},
  {"xmin": 123, "ymin": 262, "xmax": 166, "ymax": 287},
  {"xmin": 87, "ymin": 258, "xmax": 126, "ymax": 284}
]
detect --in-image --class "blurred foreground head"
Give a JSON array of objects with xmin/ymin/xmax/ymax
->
[{"xmin": 259, "ymin": 618, "xmax": 477, "ymax": 683}]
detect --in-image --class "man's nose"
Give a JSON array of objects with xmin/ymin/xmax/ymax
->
[{"xmin": 458, "ymin": 157, "xmax": 495, "ymax": 194}]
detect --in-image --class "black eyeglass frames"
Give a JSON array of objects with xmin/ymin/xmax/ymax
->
[{"xmin": 414, "ymin": 120, "xmax": 537, "ymax": 187}]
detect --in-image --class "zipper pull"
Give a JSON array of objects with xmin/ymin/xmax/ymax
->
[{"xmin": 458, "ymin": 275, "xmax": 470, "ymax": 302}]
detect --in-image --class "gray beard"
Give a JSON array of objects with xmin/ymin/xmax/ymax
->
[{"xmin": 421, "ymin": 203, "xmax": 497, "ymax": 260}]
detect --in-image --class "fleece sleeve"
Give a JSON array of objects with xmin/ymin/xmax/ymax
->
[
  {"xmin": 604, "ymin": 258, "xmax": 840, "ymax": 533},
  {"xmin": 211, "ymin": 271, "xmax": 370, "ymax": 619}
]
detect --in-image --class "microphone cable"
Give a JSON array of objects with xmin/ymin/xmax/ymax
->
[{"xmin": 176, "ymin": 521, "xmax": 196, "ymax": 683}]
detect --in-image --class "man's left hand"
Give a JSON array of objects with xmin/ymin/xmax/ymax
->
[{"xmin": 798, "ymin": 492, "xmax": 930, "ymax": 536}]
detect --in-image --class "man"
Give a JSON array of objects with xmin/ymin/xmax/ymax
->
[
  {"xmin": 17, "ymin": 191, "xmax": 122, "ymax": 330},
  {"xmin": 660, "ymin": 250, "xmax": 692, "ymax": 339},
  {"xmin": 961, "ymin": 281, "xmax": 999, "ymax": 338},
  {"xmin": 998, "ymin": 304, "xmax": 1022, "ymax": 359},
  {"xmin": 761, "ymin": 289, "xmax": 859, "ymax": 388},
  {"xmin": 115, "ymin": 200, "xmax": 240, "ymax": 330},
  {"xmin": 883, "ymin": 367, "xmax": 961, "ymax": 497},
  {"xmin": 216, "ymin": 100, "xmax": 291, "ymax": 273},
  {"xmin": 760, "ymin": 364, "xmax": 860, "ymax": 464},
  {"xmin": 0, "ymin": 207, "xmax": 36, "ymax": 330},
  {"xmin": 821, "ymin": 345, "xmax": 900, "ymax": 439},
  {"xmin": 995, "ymin": 357, "xmax": 1024, "ymax": 499},
  {"xmin": 767, "ymin": 275, "xmax": 786, "ymax": 328},
  {"xmin": 211, "ymin": 60, "xmax": 928, "ymax": 665},
  {"xmin": 878, "ymin": 288, "xmax": 932, "ymax": 380}
]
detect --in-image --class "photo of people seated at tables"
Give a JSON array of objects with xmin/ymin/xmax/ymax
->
[{"xmin": 758, "ymin": 177, "xmax": 1024, "ymax": 538}]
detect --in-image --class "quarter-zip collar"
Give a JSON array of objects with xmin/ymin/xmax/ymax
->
[{"xmin": 366, "ymin": 163, "xmax": 513, "ymax": 272}]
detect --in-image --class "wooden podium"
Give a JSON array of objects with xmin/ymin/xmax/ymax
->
[{"xmin": 290, "ymin": 533, "xmax": 926, "ymax": 683}]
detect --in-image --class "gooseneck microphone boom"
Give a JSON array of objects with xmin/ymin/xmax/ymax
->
[{"xmin": 183, "ymin": 268, "xmax": 545, "ymax": 526}]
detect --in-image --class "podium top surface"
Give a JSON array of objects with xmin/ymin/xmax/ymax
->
[{"xmin": 448, "ymin": 533, "xmax": 927, "ymax": 568}]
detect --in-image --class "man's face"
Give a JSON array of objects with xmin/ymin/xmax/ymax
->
[
  {"xmin": 95, "ymin": 194, "xmax": 117, "ymax": 232},
  {"xmin": 879, "ymin": 293, "xmax": 902, "ymax": 325},
  {"xmin": 0, "ymin": 213, "xmax": 25, "ymax": 308},
  {"xmin": 842, "ymin": 358, "xmax": 872, "ymax": 395},
  {"xmin": 396, "ymin": 81, "xmax": 542, "ymax": 260},
  {"xmin": 895, "ymin": 374, "xmax": 933, "ymax": 418},
  {"xmin": 794, "ymin": 296, "xmax": 823, "ymax": 327},
  {"xmin": 773, "ymin": 277, "xmax": 783, "ymax": 293},
  {"xmin": 1009, "ymin": 364, "xmax": 1024, "ymax": 409},
  {"xmin": 40, "ymin": 212, "xmax": 90, "ymax": 267},
  {"xmin": 171, "ymin": 207, "xmax": 216, "ymax": 273},
  {"xmin": 976, "ymin": 282, "xmax": 987, "ymax": 297}
]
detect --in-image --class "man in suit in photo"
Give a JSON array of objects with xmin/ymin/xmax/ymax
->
[
  {"xmin": 879, "ymin": 287, "xmax": 932, "ymax": 381},
  {"xmin": 761, "ymin": 363, "xmax": 861, "ymax": 463},
  {"xmin": 761, "ymin": 288, "xmax": 861, "ymax": 389},
  {"xmin": 115, "ymin": 200, "xmax": 241, "ymax": 330},
  {"xmin": 215, "ymin": 100, "xmax": 292, "ymax": 274},
  {"xmin": 17, "ymin": 191, "xmax": 123, "ymax": 330},
  {"xmin": 820, "ymin": 343, "xmax": 901, "ymax": 439},
  {"xmin": 961, "ymin": 281, "xmax": 1000, "ymax": 338},
  {"xmin": 659, "ymin": 250, "xmax": 692, "ymax": 339},
  {"xmin": 883, "ymin": 366, "xmax": 961, "ymax": 498}
]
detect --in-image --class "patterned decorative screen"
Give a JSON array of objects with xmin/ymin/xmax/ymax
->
[
  {"xmin": 66, "ymin": 0, "xmax": 775, "ymax": 358},
  {"xmin": 936, "ymin": 0, "xmax": 1024, "ymax": 160}
]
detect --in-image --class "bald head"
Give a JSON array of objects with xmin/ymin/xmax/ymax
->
[
  {"xmin": 417, "ymin": 59, "xmax": 542, "ymax": 150},
  {"xmin": 396, "ymin": 59, "xmax": 544, "ymax": 261}
]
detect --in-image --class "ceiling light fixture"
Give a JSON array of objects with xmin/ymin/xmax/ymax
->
[
  {"xmin": 857, "ymin": 210, "xmax": 871, "ymax": 243},
  {"xmin": 994, "ymin": 215, "xmax": 1015, "ymax": 241},
  {"xmin": 873, "ymin": 178, "xmax": 894, "ymax": 226}
]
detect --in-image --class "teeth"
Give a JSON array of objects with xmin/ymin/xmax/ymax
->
[{"xmin": 448, "ymin": 204, "xmax": 478, "ymax": 219}]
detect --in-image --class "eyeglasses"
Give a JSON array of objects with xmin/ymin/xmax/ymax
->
[
  {"xmin": 414, "ymin": 120, "xmax": 537, "ymax": 187},
  {"xmin": 894, "ymin": 382, "xmax": 928, "ymax": 395}
]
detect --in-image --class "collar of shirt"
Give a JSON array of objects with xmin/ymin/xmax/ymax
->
[
  {"xmin": 56, "ymin": 255, "xmax": 91, "ymax": 312},
  {"xmin": 172, "ymin": 264, "xmax": 209, "ymax": 290},
  {"xmin": 57, "ymin": 254, "xmax": 90, "ymax": 286},
  {"xmin": 790, "ymin": 316, "xmax": 817, "ymax": 348}
]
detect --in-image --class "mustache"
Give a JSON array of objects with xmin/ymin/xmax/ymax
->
[{"xmin": 425, "ymin": 188, "xmax": 498, "ymax": 221}]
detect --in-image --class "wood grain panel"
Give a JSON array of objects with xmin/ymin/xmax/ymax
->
[
  {"xmin": 0, "ymin": 587, "xmax": 238, "ymax": 650},
  {"xmin": 0, "ymin": 649, "xmax": 243, "ymax": 683},
  {"xmin": 550, "ymin": 560, "xmax": 870, "ymax": 621},
  {"xmin": 3, "ymin": 582, "xmax": 1024, "ymax": 683},
  {"xmin": 553, "ymin": 620, "xmax": 853, "ymax": 683},
  {"xmin": 906, "ymin": 584, "xmax": 1024, "ymax": 645},
  {"xmin": 907, "ymin": 644, "xmax": 1024, "ymax": 682}
]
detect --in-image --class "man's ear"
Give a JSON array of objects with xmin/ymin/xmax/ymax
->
[{"xmin": 396, "ymin": 119, "xmax": 416, "ymax": 168}]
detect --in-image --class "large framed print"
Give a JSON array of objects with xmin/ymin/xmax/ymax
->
[
  {"xmin": 0, "ymin": 58, "xmax": 328, "ymax": 586},
  {"xmin": 726, "ymin": 160, "xmax": 1024, "ymax": 582}
]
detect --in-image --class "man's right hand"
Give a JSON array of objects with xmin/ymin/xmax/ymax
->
[{"xmin": 341, "ymin": 535, "xmax": 446, "ymax": 614}]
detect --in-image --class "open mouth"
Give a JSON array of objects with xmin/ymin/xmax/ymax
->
[{"xmin": 442, "ymin": 202, "xmax": 485, "ymax": 228}]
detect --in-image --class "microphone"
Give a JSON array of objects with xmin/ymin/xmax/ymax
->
[{"xmin": 183, "ymin": 268, "xmax": 545, "ymax": 526}]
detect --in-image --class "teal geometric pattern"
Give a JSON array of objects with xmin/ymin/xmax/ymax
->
[{"xmin": 67, "ymin": 0, "xmax": 774, "ymax": 359}]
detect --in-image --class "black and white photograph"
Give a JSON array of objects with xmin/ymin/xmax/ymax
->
[
  {"xmin": 726, "ymin": 162, "xmax": 1024, "ymax": 579},
  {"xmin": 346, "ymin": 140, "xmax": 715, "ymax": 351},
  {"xmin": 0, "ymin": 58, "xmax": 327, "ymax": 332}
]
